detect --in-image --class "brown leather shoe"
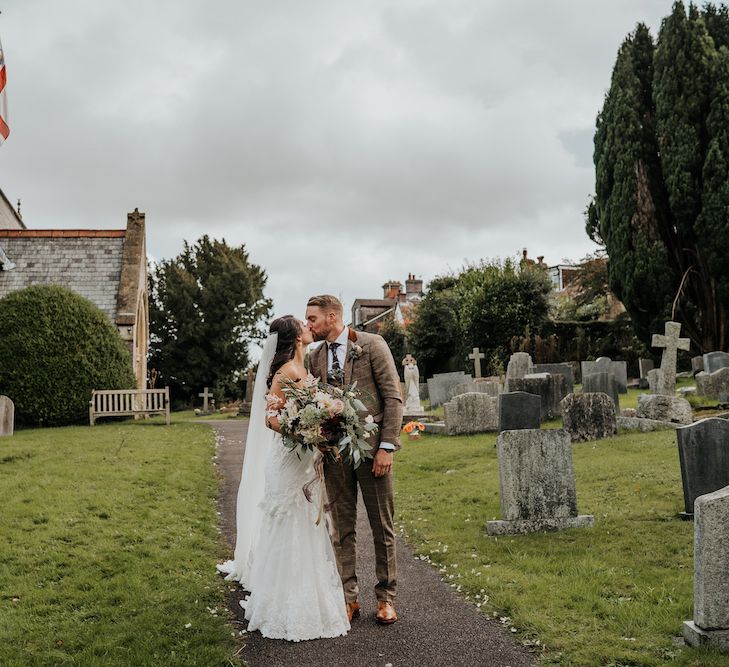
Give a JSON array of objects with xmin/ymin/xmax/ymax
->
[
  {"xmin": 346, "ymin": 600, "xmax": 361, "ymax": 622},
  {"xmin": 376, "ymin": 600, "xmax": 398, "ymax": 625}
]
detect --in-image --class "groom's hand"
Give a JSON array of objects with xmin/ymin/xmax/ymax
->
[{"xmin": 372, "ymin": 449, "xmax": 393, "ymax": 477}]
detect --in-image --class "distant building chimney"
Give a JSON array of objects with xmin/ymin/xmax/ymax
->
[
  {"xmin": 383, "ymin": 280, "xmax": 402, "ymax": 300},
  {"xmin": 405, "ymin": 273, "xmax": 423, "ymax": 297},
  {"xmin": 537, "ymin": 255, "xmax": 545, "ymax": 267}
]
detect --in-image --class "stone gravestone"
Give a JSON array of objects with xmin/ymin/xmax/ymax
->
[
  {"xmin": 533, "ymin": 363, "xmax": 574, "ymax": 395},
  {"xmin": 703, "ymin": 351, "xmax": 729, "ymax": 375},
  {"xmin": 683, "ymin": 485, "xmax": 729, "ymax": 651},
  {"xmin": 652, "ymin": 321, "xmax": 691, "ymax": 396},
  {"xmin": 198, "ymin": 387, "xmax": 212, "ymax": 414},
  {"xmin": 636, "ymin": 394, "xmax": 693, "ymax": 425},
  {"xmin": 561, "ymin": 393, "xmax": 617, "ymax": 442},
  {"xmin": 427, "ymin": 372, "xmax": 473, "ymax": 408},
  {"xmin": 486, "ymin": 429, "xmax": 594, "ymax": 535},
  {"xmin": 696, "ymin": 367, "xmax": 729, "ymax": 401},
  {"xmin": 468, "ymin": 347, "xmax": 486, "ymax": 379},
  {"xmin": 638, "ymin": 359, "xmax": 654, "ymax": 389},
  {"xmin": 443, "ymin": 393, "xmax": 499, "ymax": 435},
  {"xmin": 472, "ymin": 378, "xmax": 502, "ymax": 397},
  {"xmin": 505, "ymin": 352, "xmax": 533, "ymax": 391},
  {"xmin": 581, "ymin": 358, "xmax": 628, "ymax": 394},
  {"xmin": 676, "ymin": 418, "xmax": 729, "ymax": 519},
  {"xmin": 691, "ymin": 355, "xmax": 705, "ymax": 377},
  {"xmin": 582, "ymin": 371, "xmax": 620, "ymax": 415},
  {"xmin": 509, "ymin": 373, "xmax": 566, "ymax": 419},
  {"xmin": 498, "ymin": 391, "xmax": 541, "ymax": 431},
  {"xmin": 0, "ymin": 396, "xmax": 14, "ymax": 437}
]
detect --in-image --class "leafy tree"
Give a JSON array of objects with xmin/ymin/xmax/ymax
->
[
  {"xmin": 378, "ymin": 316, "xmax": 406, "ymax": 378},
  {"xmin": 406, "ymin": 277, "xmax": 462, "ymax": 377},
  {"xmin": 457, "ymin": 259, "xmax": 552, "ymax": 371},
  {"xmin": 148, "ymin": 236, "xmax": 272, "ymax": 404},
  {"xmin": 589, "ymin": 2, "xmax": 729, "ymax": 352},
  {"xmin": 408, "ymin": 260, "xmax": 552, "ymax": 376},
  {"xmin": 0, "ymin": 285, "xmax": 135, "ymax": 426}
]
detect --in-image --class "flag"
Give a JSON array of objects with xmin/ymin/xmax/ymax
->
[{"xmin": 0, "ymin": 36, "xmax": 8, "ymax": 144}]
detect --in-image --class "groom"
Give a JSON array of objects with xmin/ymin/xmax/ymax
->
[{"xmin": 306, "ymin": 294, "xmax": 403, "ymax": 625}]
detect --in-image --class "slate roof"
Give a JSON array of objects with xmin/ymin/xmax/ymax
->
[{"xmin": 0, "ymin": 230, "xmax": 126, "ymax": 322}]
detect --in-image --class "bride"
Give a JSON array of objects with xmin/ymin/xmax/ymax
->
[{"xmin": 217, "ymin": 315, "xmax": 350, "ymax": 641}]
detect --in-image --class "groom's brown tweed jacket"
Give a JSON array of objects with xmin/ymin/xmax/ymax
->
[{"xmin": 310, "ymin": 328, "xmax": 403, "ymax": 449}]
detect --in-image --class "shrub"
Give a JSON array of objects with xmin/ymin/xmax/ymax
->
[{"xmin": 0, "ymin": 285, "xmax": 136, "ymax": 426}]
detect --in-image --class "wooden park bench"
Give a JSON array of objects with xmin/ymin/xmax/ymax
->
[{"xmin": 89, "ymin": 387, "xmax": 170, "ymax": 425}]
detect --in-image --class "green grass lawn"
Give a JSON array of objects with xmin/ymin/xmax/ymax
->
[
  {"xmin": 394, "ymin": 429, "xmax": 728, "ymax": 667},
  {"xmin": 0, "ymin": 419, "xmax": 240, "ymax": 667}
]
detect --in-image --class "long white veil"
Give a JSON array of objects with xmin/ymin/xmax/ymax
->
[{"xmin": 217, "ymin": 332, "xmax": 278, "ymax": 585}]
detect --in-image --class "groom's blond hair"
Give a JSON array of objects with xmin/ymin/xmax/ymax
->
[{"xmin": 307, "ymin": 294, "xmax": 343, "ymax": 317}]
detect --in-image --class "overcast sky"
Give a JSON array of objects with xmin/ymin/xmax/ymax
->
[{"xmin": 0, "ymin": 0, "xmax": 676, "ymax": 325}]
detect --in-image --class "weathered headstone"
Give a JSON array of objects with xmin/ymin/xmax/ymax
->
[
  {"xmin": 703, "ymin": 351, "xmax": 729, "ymax": 375},
  {"xmin": 468, "ymin": 347, "xmax": 486, "ymax": 379},
  {"xmin": 443, "ymin": 393, "xmax": 499, "ymax": 435},
  {"xmin": 683, "ymin": 485, "xmax": 729, "ymax": 652},
  {"xmin": 582, "ymin": 372, "xmax": 620, "ymax": 415},
  {"xmin": 427, "ymin": 372, "xmax": 472, "ymax": 408},
  {"xmin": 486, "ymin": 429, "xmax": 594, "ymax": 535},
  {"xmin": 638, "ymin": 358, "xmax": 654, "ymax": 388},
  {"xmin": 636, "ymin": 394, "xmax": 692, "ymax": 425},
  {"xmin": 472, "ymin": 378, "xmax": 502, "ymax": 397},
  {"xmin": 676, "ymin": 418, "xmax": 729, "ymax": 519},
  {"xmin": 533, "ymin": 363, "xmax": 574, "ymax": 395},
  {"xmin": 638, "ymin": 359, "xmax": 655, "ymax": 389},
  {"xmin": 498, "ymin": 391, "xmax": 541, "ymax": 431},
  {"xmin": 639, "ymin": 358, "xmax": 655, "ymax": 379},
  {"xmin": 696, "ymin": 367, "xmax": 729, "ymax": 401},
  {"xmin": 652, "ymin": 321, "xmax": 691, "ymax": 396},
  {"xmin": 509, "ymin": 373, "xmax": 566, "ymax": 419},
  {"xmin": 692, "ymin": 355, "xmax": 705, "ymax": 377},
  {"xmin": 561, "ymin": 393, "xmax": 617, "ymax": 442},
  {"xmin": 505, "ymin": 352, "xmax": 533, "ymax": 391},
  {"xmin": 581, "ymin": 358, "xmax": 628, "ymax": 394},
  {"xmin": 0, "ymin": 396, "xmax": 14, "ymax": 437}
]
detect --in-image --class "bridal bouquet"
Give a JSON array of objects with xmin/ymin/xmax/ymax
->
[{"xmin": 271, "ymin": 375, "xmax": 379, "ymax": 469}]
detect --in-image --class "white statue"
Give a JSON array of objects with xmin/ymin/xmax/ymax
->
[{"xmin": 402, "ymin": 354, "xmax": 424, "ymax": 415}]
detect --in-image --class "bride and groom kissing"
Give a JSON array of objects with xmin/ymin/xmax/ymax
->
[{"xmin": 218, "ymin": 294, "xmax": 404, "ymax": 641}]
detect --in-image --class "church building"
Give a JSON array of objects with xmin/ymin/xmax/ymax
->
[{"xmin": 0, "ymin": 205, "xmax": 149, "ymax": 389}]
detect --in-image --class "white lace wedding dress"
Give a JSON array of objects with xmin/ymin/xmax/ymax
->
[
  {"xmin": 217, "ymin": 333, "xmax": 349, "ymax": 642},
  {"xmin": 239, "ymin": 435, "xmax": 349, "ymax": 641}
]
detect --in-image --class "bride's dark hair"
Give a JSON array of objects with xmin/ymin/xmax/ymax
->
[{"xmin": 266, "ymin": 315, "xmax": 302, "ymax": 388}]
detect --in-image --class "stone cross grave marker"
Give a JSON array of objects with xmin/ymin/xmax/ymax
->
[
  {"xmin": 0, "ymin": 396, "xmax": 14, "ymax": 436},
  {"xmin": 198, "ymin": 387, "xmax": 212, "ymax": 413},
  {"xmin": 676, "ymin": 418, "xmax": 729, "ymax": 519},
  {"xmin": 683, "ymin": 485, "xmax": 729, "ymax": 651},
  {"xmin": 469, "ymin": 347, "xmax": 486, "ymax": 378},
  {"xmin": 652, "ymin": 321, "xmax": 690, "ymax": 396}
]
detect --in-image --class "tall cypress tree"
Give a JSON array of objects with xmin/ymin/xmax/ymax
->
[
  {"xmin": 590, "ymin": 1, "xmax": 729, "ymax": 352},
  {"xmin": 589, "ymin": 24, "xmax": 675, "ymax": 343}
]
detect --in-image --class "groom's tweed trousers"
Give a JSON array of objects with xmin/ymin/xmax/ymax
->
[{"xmin": 311, "ymin": 328, "xmax": 403, "ymax": 603}]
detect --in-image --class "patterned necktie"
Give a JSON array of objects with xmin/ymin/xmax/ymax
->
[{"xmin": 328, "ymin": 342, "xmax": 342, "ymax": 384}]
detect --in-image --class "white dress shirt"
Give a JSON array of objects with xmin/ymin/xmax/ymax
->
[{"xmin": 327, "ymin": 327, "xmax": 395, "ymax": 453}]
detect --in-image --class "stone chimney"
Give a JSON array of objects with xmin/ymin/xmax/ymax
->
[
  {"xmin": 383, "ymin": 280, "xmax": 402, "ymax": 300},
  {"xmin": 405, "ymin": 273, "xmax": 423, "ymax": 297}
]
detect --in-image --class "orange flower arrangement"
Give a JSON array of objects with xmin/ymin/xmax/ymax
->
[{"xmin": 403, "ymin": 421, "xmax": 425, "ymax": 438}]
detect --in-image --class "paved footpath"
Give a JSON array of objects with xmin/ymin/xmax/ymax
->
[{"xmin": 210, "ymin": 419, "xmax": 535, "ymax": 667}]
